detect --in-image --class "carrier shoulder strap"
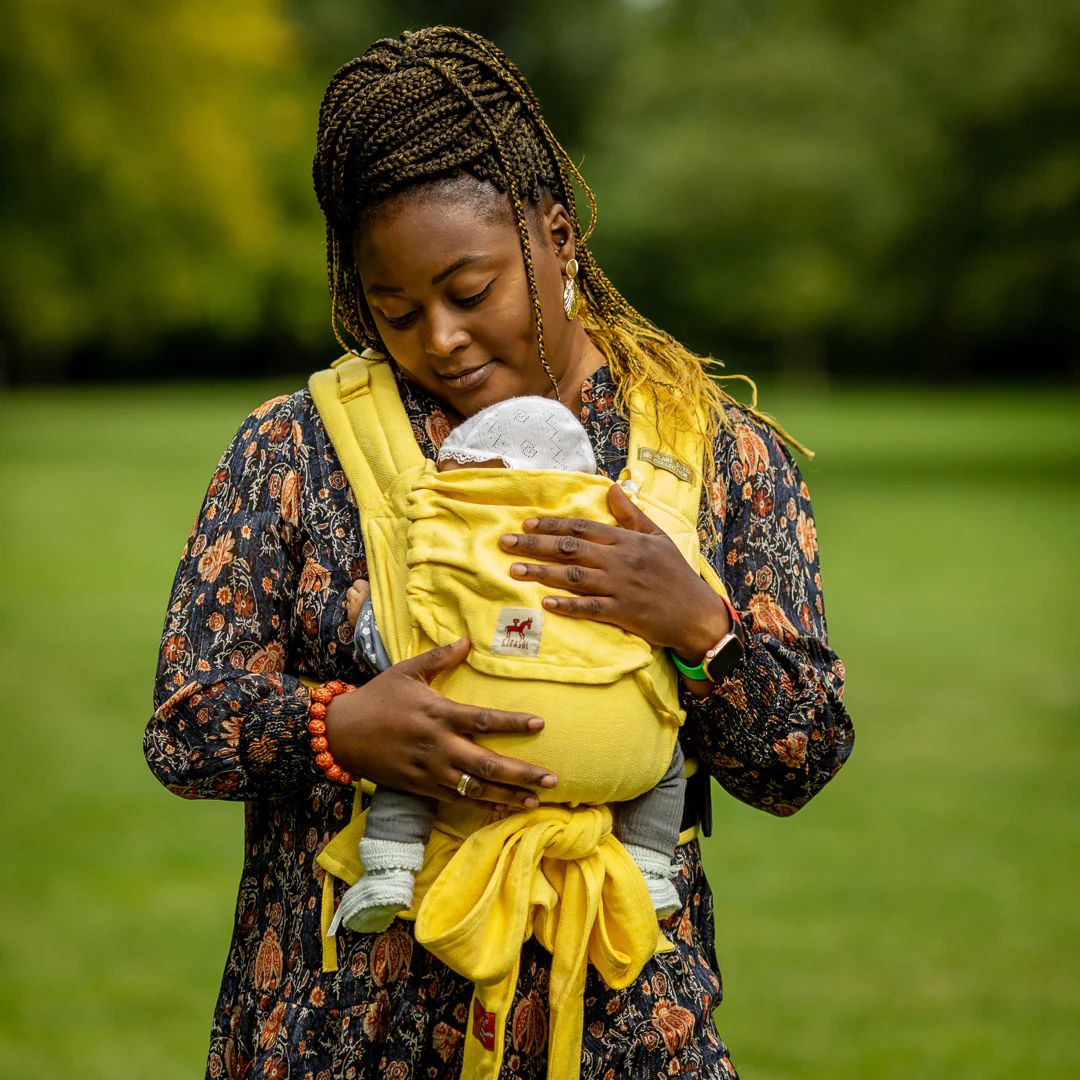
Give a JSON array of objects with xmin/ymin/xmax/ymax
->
[
  {"xmin": 308, "ymin": 350, "xmax": 425, "ymax": 519},
  {"xmin": 309, "ymin": 350, "xmax": 425, "ymax": 667},
  {"xmin": 620, "ymin": 388, "xmax": 728, "ymax": 598}
]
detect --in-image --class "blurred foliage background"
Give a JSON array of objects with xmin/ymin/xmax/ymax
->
[
  {"xmin": 2, "ymin": 3, "xmax": 1079, "ymax": 1079},
  {"xmin": 2, "ymin": 0, "xmax": 1078, "ymax": 384}
]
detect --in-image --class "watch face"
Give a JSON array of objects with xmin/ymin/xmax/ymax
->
[{"xmin": 705, "ymin": 634, "xmax": 745, "ymax": 681}]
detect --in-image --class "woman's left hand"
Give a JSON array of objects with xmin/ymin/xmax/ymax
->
[{"xmin": 499, "ymin": 482, "xmax": 731, "ymax": 662}]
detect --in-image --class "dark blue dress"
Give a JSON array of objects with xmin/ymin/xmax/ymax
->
[{"xmin": 145, "ymin": 362, "xmax": 854, "ymax": 1079}]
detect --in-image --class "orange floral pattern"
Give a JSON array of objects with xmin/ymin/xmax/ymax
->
[
  {"xmin": 652, "ymin": 998, "xmax": 697, "ymax": 1056},
  {"xmin": 147, "ymin": 363, "xmax": 852, "ymax": 1079},
  {"xmin": 733, "ymin": 422, "xmax": 770, "ymax": 478},
  {"xmin": 197, "ymin": 532, "xmax": 235, "ymax": 583},
  {"xmin": 370, "ymin": 925, "xmax": 412, "ymax": 987},
  {"xmin": 511, "ymin": 990, "xmax": 548, "ymax": 1056},
  {"xmin": 795, "ymin": 509, "xmax": 818, "ymax": 562},
  {"xmin": 745, "ymin": 592, "xmax": 800, "ymax": 642},
  {"xmin": 254, "ymin": 928, "xmax": 282, "ymax": 991}
]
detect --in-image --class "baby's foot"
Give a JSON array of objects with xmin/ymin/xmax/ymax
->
[
  {"xmin": 346, "ymin": 578, "xmax": 371, "ymax": 627},
  {"xmin": 333, "ymin": 838, "xmax": 425, "ymax": 935},
  {"xmin": 624, "ymin": 843, "xmax": 681, "ymax": 920},
  {"xmin": 339, "ymin": 869, "xmax": 415, "ymax": 934}
]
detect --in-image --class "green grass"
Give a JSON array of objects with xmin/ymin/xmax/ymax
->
[{"xmin": 0, "ymin": 381, "xmax": 1077, "ymax": 1079}]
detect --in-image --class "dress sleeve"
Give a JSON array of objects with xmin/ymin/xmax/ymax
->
[
  {"xmin": 680, "ymin": 407, "xmax": 855, "ymax": 817},
  {"xmin": 144, "ymin": 393, "xmax": 327, "ymax": 801}
]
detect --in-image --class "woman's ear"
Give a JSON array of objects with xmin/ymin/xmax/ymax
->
[{"xmin": 540, "ymin": 202, "xmax": 577, "ymax": 269}]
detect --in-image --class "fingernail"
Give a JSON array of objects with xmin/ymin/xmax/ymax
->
[
  {"xmin": 523, "ymin": 518, "xmax": 538, "ymax": 530},
  {"xmin": 541, "ymin": 774, "xmax": 557, "ymax": 788},
  {"xmin": 500, "ymin": 534, "xmax": 517, "ymax": 548},
  {"xmin": 524, "ymin": 796, "xmax": 539, "ymax": 809},
  {"xmin": 527, "ymin": 716, "xmax": 544, "ymax": 731},
  {"xmin": 542, "ymin": 597, "xmax": 558, "ymax": 610},
  {"xmin": 511, "ymin": 563, "xmax": 526, "ymax": 577}
]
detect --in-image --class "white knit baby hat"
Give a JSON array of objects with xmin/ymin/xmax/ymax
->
[{"xmin": 437, "ymin": 396, "xmax": 598, "ymax": 473}]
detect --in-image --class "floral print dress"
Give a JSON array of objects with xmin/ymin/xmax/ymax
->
[{"xmin": 145, "ymin": 362, "xmax": 854, "ymax": 1079}]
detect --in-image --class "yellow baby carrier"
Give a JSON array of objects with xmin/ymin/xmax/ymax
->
[{"xmin": 309, "ymin": 351, "xmax": 728, "ymax": 1080}]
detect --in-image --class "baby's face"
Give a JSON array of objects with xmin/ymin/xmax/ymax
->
[{"xmin": 437, "ymin": 458, "xmax": 507, "ymax": 472}]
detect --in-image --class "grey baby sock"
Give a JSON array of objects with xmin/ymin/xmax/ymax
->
[
  {"xmin": 624, "ymin": 843, "xmax": 680, "ymax": 919},
  {"xmin": 335, "ymin": 838, "xmax": 425, "ymax": 935}
]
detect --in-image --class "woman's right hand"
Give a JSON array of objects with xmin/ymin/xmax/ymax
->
[{"xmin": 323, "ymin": 637, "xmax": 556, "ymax": 808}]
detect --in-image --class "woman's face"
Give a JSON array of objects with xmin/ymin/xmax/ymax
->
[{"xmin": 354, "ymin": 178, "xmax": 591, "ymax": 419}]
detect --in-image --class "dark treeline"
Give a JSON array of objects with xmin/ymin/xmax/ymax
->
[{"xmin": 2, "ymin": 0, "xmax": 1077, "ymax": 384}]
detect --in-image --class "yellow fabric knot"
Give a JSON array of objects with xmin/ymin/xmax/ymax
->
[{"xmin": 412, "ymin": 804, "xmax": 673, "ymax": 1080}]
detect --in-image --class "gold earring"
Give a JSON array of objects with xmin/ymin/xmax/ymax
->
[{"xmin": 562, "ymin": 257, "xmax": 581, "ymax": 321}]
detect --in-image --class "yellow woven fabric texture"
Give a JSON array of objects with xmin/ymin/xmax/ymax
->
[{"xmin": 412, "ymin": 803, "xmax": 673, "ymax": 1080}]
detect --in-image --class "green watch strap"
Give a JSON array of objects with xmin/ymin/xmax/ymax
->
[{"xmin": 669, "ymin": 649, "xmax": 708, "ymax": 681}]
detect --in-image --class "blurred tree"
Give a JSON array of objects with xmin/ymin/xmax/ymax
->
[
  {"xmin": 0, "ymin": 0, "xmax": 324, "ymax": 379},
  {"xmin": 584, "ymin": 0, "xmax": 1080, "ymax": 380},
  {"xmin": 0, "ymin": 0, "xmax": 1077, "ymax": 382}
]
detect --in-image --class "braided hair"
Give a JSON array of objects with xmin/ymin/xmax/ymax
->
[{"xmin": 312, "ymin": 26, "xmax": 809, "ymax": 468}]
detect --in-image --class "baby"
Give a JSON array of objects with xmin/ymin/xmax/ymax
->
[{"xmin": 339, "ymin": 396, "xmax": 685, "ymax": 934}]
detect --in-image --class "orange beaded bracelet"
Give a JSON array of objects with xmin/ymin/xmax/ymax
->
[{"xmin": 307, "ymin": 679, "xmax": 357, "ymax": 785}]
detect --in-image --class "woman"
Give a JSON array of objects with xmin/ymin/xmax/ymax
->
[{"xmin": 146, "ymin": 27, "xmax": 854, "ymax": 1079}]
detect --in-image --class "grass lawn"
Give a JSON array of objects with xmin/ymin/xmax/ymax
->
[{"xmin": 0, "ymin": 380, "xmax": 1076, "ymax": 1079}]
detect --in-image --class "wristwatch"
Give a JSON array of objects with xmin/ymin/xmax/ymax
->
[
  {"xmin": 670, "ymin": 596, "xmax": 746, "ymax": 682},
  {"xmin": 701, "ymin": 615, "xmax": 746, "ymax": 681}
]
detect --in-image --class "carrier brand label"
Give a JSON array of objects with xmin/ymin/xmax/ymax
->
[
  {"xmin": 638, "ymin": 446, "xmax": 693, "ymax": 482},
  {"xmin": 472, "ymin": 998, "xmax": 496, "ymax": 1050},
  {"xmin": 491, "ymin": 607, "xmax": 544, "ymax": 656}
]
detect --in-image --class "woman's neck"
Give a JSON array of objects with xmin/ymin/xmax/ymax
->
[{"xmin": 551, "ymin": 325, "xmax": 606, "ymax": 416}]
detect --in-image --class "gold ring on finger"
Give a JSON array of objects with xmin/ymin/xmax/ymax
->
[{"xmin": 456, "ymin": 772, "xmax": 472, "ymax": 797}]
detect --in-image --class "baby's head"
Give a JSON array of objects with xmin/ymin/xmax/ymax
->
[{"xmin": 436, "ymin": 396, "xmax": 597, "ymax": 474}]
